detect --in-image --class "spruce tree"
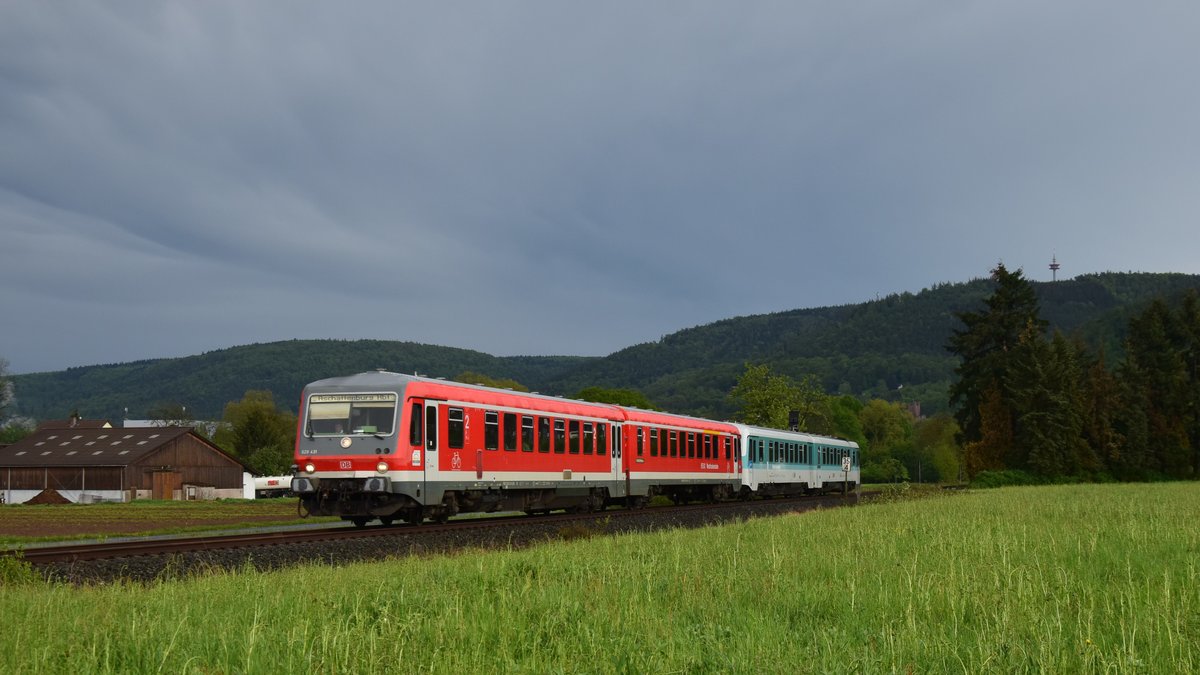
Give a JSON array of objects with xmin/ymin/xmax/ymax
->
[
  {"xmin": 947, "ymin": 264, "xmax": 1047, "ymax": 474},
  {"xmin": 1122, "ymin": 299, "xmax": 1191, "ymax": 477}
]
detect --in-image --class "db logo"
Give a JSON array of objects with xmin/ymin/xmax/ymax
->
[{"xmin": 339, "ymin": 460, "xmax": 353, "ymax": 470}]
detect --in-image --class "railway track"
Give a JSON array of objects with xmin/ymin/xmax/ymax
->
[{"xmin": 5, "ymin": 493, "xmax": 862, "ymax": 582}]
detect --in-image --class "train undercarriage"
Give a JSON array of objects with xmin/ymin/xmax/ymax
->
[{"xmin": 296, "ymin": 477, "xmax": 847, "ymax": 527}]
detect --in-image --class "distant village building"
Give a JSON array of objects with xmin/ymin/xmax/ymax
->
[{"xmin": 0, "ymin": 422, "xmax": 251, "ymax": 504}]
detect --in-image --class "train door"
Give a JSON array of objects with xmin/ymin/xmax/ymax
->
[
  {"xmin": 611, "ymin": 422, "xmax": 625, "ymax": 498},
  {"xmin": 422, "ymin": 401, "xmax": 440, "ymax": 492}
]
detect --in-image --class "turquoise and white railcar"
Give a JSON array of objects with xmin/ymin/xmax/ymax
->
[{"xmin": 734, "ymin": 423, "xmax": 860, "ymax": 496}]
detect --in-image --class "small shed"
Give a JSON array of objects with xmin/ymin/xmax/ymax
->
[{"xmin": 0, "ymin": 425, "xmax": 247, "ymax": 504}]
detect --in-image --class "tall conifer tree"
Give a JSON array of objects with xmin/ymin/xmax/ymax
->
[{"xmin": 947, "ymin": 264, "xmax": 1047, "ymax": 474}]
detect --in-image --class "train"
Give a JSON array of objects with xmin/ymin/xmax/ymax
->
[{"xmin": 290, "ymin": 370, "xmax": 860, "ymax": 526}]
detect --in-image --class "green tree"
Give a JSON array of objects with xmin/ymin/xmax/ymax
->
[
  {"xmin": 826, "ymin": 395, "xmax": 867, "ymax": 448},
  {"xmin": 859, "ymin": 400, "xmax": 913, "ymax": 455},
  {"xmin": 1119, "ymin": 298, "xmax": 1193, "ymax": 478},
  {"xmin": 858, "ymin": 399, "xmax": 915, "ymax": 480},
  {"xmin": 913, "ymin": 414, "xmax": 963, "ymax": 484},
  {"xmin": 212, "ymin": 390, "xmax": 297, "ymax": 475},
  {"xmin": 728, "ymin": 363, "xmax": 827, "ymax": 430},
  {"xmin": 0, "ymin": 419, "xmax": 34, "ymax": 444},
  {"xmin": 1079, "ymin": 348, "xmax": 1124, "ymax": 475},
  {"xmin": 1008, "ymin": 331, "xmax": 1090, "ymax": 477},
  {"xmin": 964, "ymin": 383, "xmax": 1011, "ymax": 477},
  {"xmin": 1180, "ymin": 292, "xmax": 1200, "ymax": 475},
  {"xmin": 947, "ymin": 264, "xmax": 1047, "ymax": 469}
]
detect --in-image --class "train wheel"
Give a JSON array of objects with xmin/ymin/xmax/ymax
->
[
  {"xmin": 350, "ymin": 516, "xmax": 370, "ymax": 528},
  {"xmin": 379, "ymin": 516, "xmax": 395, "ymax": 527}
]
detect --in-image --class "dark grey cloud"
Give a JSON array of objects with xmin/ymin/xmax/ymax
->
[{"xmin": 3, "ymin": 2, "xmax": 1199, "ymax": 374}]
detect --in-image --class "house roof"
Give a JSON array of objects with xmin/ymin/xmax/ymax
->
[{"xmin": 0, "ymin": 426, "xmax": 239, "ymax": 468}]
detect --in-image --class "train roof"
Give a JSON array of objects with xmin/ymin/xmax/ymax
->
[
  {"xmin": 303, "ymin": 371, "xmax": 739, "ymax": 430},
  {"xmin": 619, "ymin": 406, "xmax": 739, "ymax": 432},
  {"xmin": 304, "ymin": 371, "xmax": 625, "ymax": 419},
  {"xmin": 731, "ymin": 422, "xmax": 860, "ymax": 448}
]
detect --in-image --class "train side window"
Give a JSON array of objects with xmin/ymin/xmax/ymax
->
[
  {"xmin": 569, "ymin": 421, "xmax": 581, "ymax": 454},
  {"xmin": 485, "ymin": 411, "xmax": 499, "ymax": 451},
  {"xmin": 583, "ymin": 422, "xmax": 594, "ymax": 455},
  {"xmin": 597, "ymin": 423, "xmax": 607, "ymax": 456},
  {"xmin": 724, "ymin": 437, "xmax": 731, "ymax": 460},
  {"xmin": 686, "ymin": 433, "xmax": 695, "ymax": 458},
  {"xmin": 650, "ymin": 429, "xmax": 659, "ymax": 457},
  {"xmin": 705, "ymin": 435, "xmax": 713, "ymax": 459},
  {"xmin": 671, "ymin": 431, "xmax": 680, "ymax": 457},
  {"xmin": 538, "ymin": 417, "xmax": 550, "ymax": 453},
  {"xmin": 504, "ymin": 413, "xmax": 517, "ymax": 451},
  {"xmin": 522, "ymin": 415, "xmax": 534, "ymax": 452},
  {"xmin": 409, "ymin": 403, "xmax": 423, "ymax": 446},
  {"xmin": 448, "ymin": 408, "xmax": 464, "ymax": 449},
  {"xmin": 554, "ymin": 420, "xmax": 565, "ymax": 454},
  {"xmin": 636, "ymin": 428, "xmax": 644, "ymax": 456}
]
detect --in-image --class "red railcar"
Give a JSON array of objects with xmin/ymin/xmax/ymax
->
[
  {"xmin": 292, "ymin": 371, "xmax": 743, "ymax": 525},
  {"xmin": 617, "ymin": 407, "xmax": 740, "ymax": 507}
]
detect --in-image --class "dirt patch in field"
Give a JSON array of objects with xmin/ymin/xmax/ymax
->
[
  {"xmin": 0, "ymin": 500, "xmax": 322, "ymax": 541},
  {"xmin": 3, "ymin": 514, "xmax": 317, "ymax": 539},
  {"xmin": 2, "ymin": 514, "xmax": 318, "ymax": 539}
]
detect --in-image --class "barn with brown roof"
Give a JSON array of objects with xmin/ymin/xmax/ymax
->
[{"xmin": 0, "ymin": 424, "xmax": 249, "ymax": 504}]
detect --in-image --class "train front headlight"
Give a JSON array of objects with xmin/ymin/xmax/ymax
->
[
  {"xmin": 304, "ymin": 462, "xmax": 316, "ymax": 474},
  {"xmin": 376, "ymin": 461, "xmax": 389, "ymax": 474}
]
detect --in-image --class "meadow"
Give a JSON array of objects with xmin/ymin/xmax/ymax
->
[{"xmin": 1, "ymin": 483, "xmax": 1197, "ymax": 673}]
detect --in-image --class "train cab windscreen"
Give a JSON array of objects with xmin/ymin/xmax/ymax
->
[{"xmin": 307, "ymin": 393, "xmax": 397, "ymax": 435}]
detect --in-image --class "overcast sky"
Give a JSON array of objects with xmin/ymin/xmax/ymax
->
[{"xmin": 3, "ymin": 2, "xmax": 1198, "ymax": 375}]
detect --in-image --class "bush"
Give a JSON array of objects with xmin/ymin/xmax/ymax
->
[
  {"xmin": 0, "ymin": 554, "xmax": 41, "ymax": 585},
  {"xmin": 862, "ymin": 458, "xmax": 910, "ymax": 483}
]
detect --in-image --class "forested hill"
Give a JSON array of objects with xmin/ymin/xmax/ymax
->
[
  {"xmin": 10, "ymin": 272, "xmax": 1200, "ymax": 423},
  {"xmin": 10, "ymin": 342, "xmax": 593, "ymax": 423}
]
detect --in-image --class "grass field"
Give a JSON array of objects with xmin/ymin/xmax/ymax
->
[{"xmin": 2, "ymin": 483, "xmax": 1197, "ymax": 673}]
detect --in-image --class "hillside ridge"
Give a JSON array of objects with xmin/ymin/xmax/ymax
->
[{"xmin": 10, "ymin": 271, "xmax": 1200, "ymax": 422}]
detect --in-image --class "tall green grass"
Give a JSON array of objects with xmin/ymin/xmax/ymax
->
[{"xmin": 2, "ymin": 483, "xmax": 1197, "ymax": 673}]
